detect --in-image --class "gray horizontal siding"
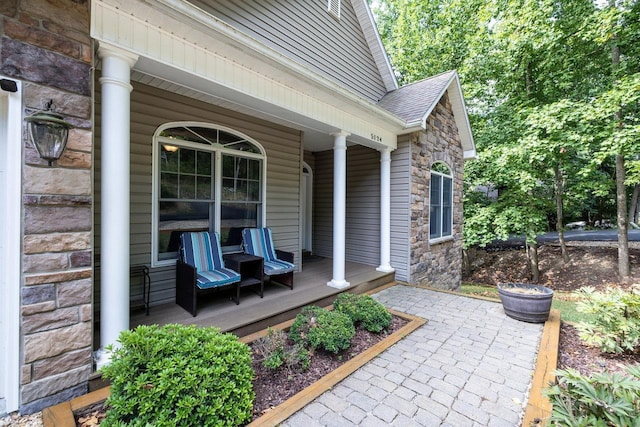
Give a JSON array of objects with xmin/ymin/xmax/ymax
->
[
  {"xmin": 390, "ymin": 135, "xmax": 411, "ymax": 282},
  {"xmin": 312, "ymin": 145, "xmax": 380, "ymax": 267},
  {"xmin": 95, "ymin": 80, "xmax": 302, "ymax": 307},
  {"xmin": 187, "ymin": 0, "xmax": 387, "ymax": 102}
]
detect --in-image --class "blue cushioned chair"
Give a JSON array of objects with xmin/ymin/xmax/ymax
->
[
  {"xmin": 242, "ymin": 228, "xmax": 295, "ymax": 290},
  {"xmin": 176, "ymin": 231, "xmax": 241, "ymax": 316}
]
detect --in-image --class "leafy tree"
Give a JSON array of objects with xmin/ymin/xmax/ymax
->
[{"xmin": 373, "ymin": 0, "xmax": 640, "ymax": 280}]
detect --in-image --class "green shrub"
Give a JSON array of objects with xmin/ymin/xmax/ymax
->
[
  {"xmin": 289, "ymin": 305, "xmax": 326, "ymax": 345},
  {"xmin": 575, "ymin": 285, "xmax": 640, "ymax": 354},
  {"xmin": 289, "ymin": 305, "xmax": 355, "ymax": 353},
  {"xmin": 334, "ymin": 293, "xmax": 392, "ymax": 333},
  {"xmin": 100, "ymin": 324, "xmax": 254, "ymax": 427},
  {"xmin": 253, "ymin": 327, "xmax": 311, "ymax": 372},
  {"xmin": 545, "ymin": 366, "xmax": 640, "ymax": 427}
]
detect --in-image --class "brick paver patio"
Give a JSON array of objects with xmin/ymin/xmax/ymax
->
[{"xmin": 283, "ymin": 285, "xmax": 543, "ymax": 426}]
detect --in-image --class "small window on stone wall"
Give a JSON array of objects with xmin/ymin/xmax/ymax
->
[{"xmin": 430, "ymin": 162, "xmax": 453, "ymax": 242}]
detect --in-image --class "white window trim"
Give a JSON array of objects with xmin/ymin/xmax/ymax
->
[
  {"xmin": 151, "ymin": 122, "xmax": 267, "ymax": 267},
  {"xmin": 429, "ymin": 164, "xmax": 454, "ymax": 244},
  {"xmin": 0, "ymin": 77, "xmax": 21, "ymax": 414}
]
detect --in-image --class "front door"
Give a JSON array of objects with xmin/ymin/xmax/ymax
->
[{"xmin": 301, "ymin": 163, "xmax": 313, "ymax": 253}]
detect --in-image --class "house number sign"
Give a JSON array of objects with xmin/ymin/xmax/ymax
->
[{"xmin": 370, "ymin": 133, "xmax": 383, "ymax": 143}]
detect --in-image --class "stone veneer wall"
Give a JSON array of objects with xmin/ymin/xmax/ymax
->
[
  {"xmin": 409, "ymin": 93, "xmax": 464, "ymax": 291},
  {"xmin": 0, "ymin": 0, "xmax": 93, "ymax": 414}
]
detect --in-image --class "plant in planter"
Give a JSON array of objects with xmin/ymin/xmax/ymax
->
[{"xmin": 497, "ymin": 283, "xmax": 554, "ymax": 323}]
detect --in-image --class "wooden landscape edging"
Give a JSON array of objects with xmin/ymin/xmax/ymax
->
[
  {"xmin": 42, "ymin": 292, "xmax": 425, "ymax": 427},
  {"xmin": 43, "ymin": 386, "xmax": 110, "ymax": 427},
  {"xmin": 521, "ymin": 309, "xmax": 561, "ymax": 427},
  {"xmin": 247, "ymin": 309, "xmax": 425, "ymax": 426}
]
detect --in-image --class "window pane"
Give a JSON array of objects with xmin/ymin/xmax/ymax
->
[
  {"xmin": 219, "ymin": 130, "xmax": 243, "ymax": 145},
  {"xmin": 179, "ymin": 175, "xmax": 196, "ymax": 199},
  {"xmin": 443, "ymin": 177, "xmax": 452, "ymax": 208},
  {"xmin": 180, "ymin": 149, "xmax": 196, "ymax": 174},
  {"xmin": 161, "ymin": 149, "xmax": 179, "ymax": 172},
  {"xmin": 220, "ymin": 203, "xmax": 258, "ymax": 246},
  {"xmin": 442, "ymin": 177, "xmax": 453, "ymax": 236},
  {"xmin": 161, "ymin": 172, "xmax": 179, "ymax": 199},
  {"xmin": 430, "ymin": 205, "xmax": 441, "ymax": 239},
  {"xmin": 247, "ymin": 181, "xmax": 260, "ymax": 201},
  {"xmin": 442, "ymin": 207, "xmax": 452, "ymax": 236},
  {"xmin": 249, "ymin": 159, "xmax": 260, "ymax": 180},
  {"xmin": 158, "ymin": 201, "xmax": 211, "ymax": 258},
  {"xmin": 222, "ymin": 155, "xmax": 234, "ymax": 177},
  {"xmin": 430, "ymin": 174, "xmax": 442, "ymax": 239},
  {"xmin": 197, "ymin": 151, "xmax": 212, "ymax": 175},
  {"xmin": 196, "ymin": 176, "xmax": 212, "ymax": 200}
]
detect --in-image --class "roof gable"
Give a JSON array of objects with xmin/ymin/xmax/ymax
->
[
  {"xmin": 378, "ymin": 71, "xmax": 476, "ymax": 159},
  {"xmin": 186, "ymin": 0, "xmax": 396, "ymax": 102}
]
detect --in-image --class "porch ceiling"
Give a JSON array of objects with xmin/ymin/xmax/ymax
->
[{"xmin": 93, "ymin": 0, "xmax": 405, "ymax": 152}]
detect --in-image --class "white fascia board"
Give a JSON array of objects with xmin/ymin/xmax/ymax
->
[
  {"xmin": 411, "ymin": 71, "xmax": 476, "ymax": 159},
  {"xmin": 350, "ymin": 0, "xmax": 398, "ymax": 92},
  {"xmin": 92, "ymin": 0, "xmax": 404, "ymax": 149}
]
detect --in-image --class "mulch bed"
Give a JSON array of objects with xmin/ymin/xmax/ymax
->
[
  {"xmin": 250, "ymin": 315, "xmax": 407, "ymax": 421},
  {"xmin": 74, "ymin": 315, "xmax": 408, "ymax": 426},
  {"xmin": 557, "ymin": 322, "xmax": 640, "ymax": 377}
]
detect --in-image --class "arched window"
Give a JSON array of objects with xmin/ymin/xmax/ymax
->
[
  {"xmin": 152, "ymin": 123, "xmax": 266, "ymax": 266},
  {"xmin": 430, "ymin": 162, "xmax": 453, "ymax": 241}
]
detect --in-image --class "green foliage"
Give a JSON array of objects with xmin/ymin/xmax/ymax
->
[
  {"xmin": 333, "ymin": 293, "xmax": 392, "ymax": 333},
  {"xmin": 253, "ymin": 327, "xmax": 311, "ymax": 372},
  {"xmin": 100, "ymin": 324, "xmax": 254, "ymax": 427},
  {"xmin": 374, "ymin": 0, "xmax": 640, "ymax": 250},
  {"xmin": 289, "ymin": 306, "xmax": 355, "ymax": 353},
  {"xmin": 546, "ymin": 366, "xmax": 640, "ymax": 427},
  {"xmin": 575, "ymin": 285, "xmax": 640, "ymax": 354}
]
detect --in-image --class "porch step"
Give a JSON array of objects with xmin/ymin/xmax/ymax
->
[{"xmin": 226, "ymin": 273, "xmax": 396, "ymax": 338}]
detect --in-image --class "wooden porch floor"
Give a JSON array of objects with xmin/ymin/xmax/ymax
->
[{"xmin": 130, "ymin": 257, "xmax": 395, "ymax": 337}]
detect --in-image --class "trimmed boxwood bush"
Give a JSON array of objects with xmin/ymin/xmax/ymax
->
[
  {"xmin": 289, "ymin": 305, "xmax": 355, "ymax": 353},
  {"xmin": 334, "ymin": 293, "xmax": 392, "ymax": 333},
  {"xmin": 100, "ymin": 324, "xmax": 254, "ymax": 427}
]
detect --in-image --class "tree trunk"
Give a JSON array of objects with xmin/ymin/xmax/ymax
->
[
  {"xmin": 462, "ymin": 249, "xmax": 472, "ymax": 278},
  {"xmin": 554, "ymin": 163, "xmax": 570, "ymax": 263},
  {"xmin": 617, "ymin": 154, "xmax": 630, "ymax": 279},
  {"xmin": 526, "ymin": 241, "xmax": 540, "ymax": 282},
  {"xmin": 628, "ymin": 184, "xmax": 640, "ymax": 226},
  {"xmin": 610, "ymin": 3, "xmax": 630, "ymax": 280}
]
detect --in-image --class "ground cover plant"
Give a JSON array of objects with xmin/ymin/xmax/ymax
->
[{"xmin": 575, "ymin": 285, "xmax": 640, "ymax": 354}]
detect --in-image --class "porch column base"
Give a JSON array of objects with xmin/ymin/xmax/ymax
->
[
  {"xmin": 376, "ymin": 265, "xmax": 395, "ymax": 273},
  {"xmin": 327, "ymin": 279, "xmax": 351, "ymax": 289},
  {"xmin": 94, "ymin": 348, "xmax": 112, "ymax": 370}
]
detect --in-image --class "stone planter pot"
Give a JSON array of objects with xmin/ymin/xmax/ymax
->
[{"xmin": 498, "ymin": 283, "xmax": 554, "ymax": 323}]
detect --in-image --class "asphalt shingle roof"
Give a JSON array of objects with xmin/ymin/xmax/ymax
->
[{"xmin": 377, "ymin": 70, "xmax": 456, "ymax": 125}]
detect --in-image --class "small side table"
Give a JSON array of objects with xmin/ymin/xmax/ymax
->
[
  {"xmin": 129, "ymin": 265, "xmax": 151, "ymax": 315},
  {"xmin": 223, "ymin": 253, "xmax": 264, "ymax": 304}
]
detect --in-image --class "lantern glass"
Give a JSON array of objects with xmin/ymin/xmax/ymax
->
[
  {"xmin": 29, "ymin": 121, "xmax": 69, "ymax": 165},
  {"xmin": 25, "ymin": 109, "xmax": 72, "ymax": 166}
]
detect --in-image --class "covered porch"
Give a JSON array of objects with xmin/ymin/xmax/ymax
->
[{"xmin": 129, "ymin": 257, "xmax": 395, "ymax": 337}]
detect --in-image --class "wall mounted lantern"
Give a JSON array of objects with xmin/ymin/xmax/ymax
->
[
  {"xmin": 162, "ymin": 144, "xmax": 179, "ymax": 153},
  {"xmin": 24, "ymin": 100, "xmax": 73, "ymax": 166}
]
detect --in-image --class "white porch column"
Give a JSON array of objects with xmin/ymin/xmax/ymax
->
[
  {"xmin": 377, "ymin": 148, "xmax": 395, "ymax": 273},
  {"xmin": 328, "ymin": 131, "xmax": 350, "ymax": 289},
  {"xmin": 97, "ymin": 44, "xmax": 138, "ymax": 368}
]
